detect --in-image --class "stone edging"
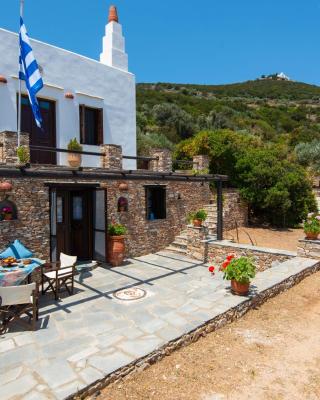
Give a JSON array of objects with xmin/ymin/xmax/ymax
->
[
  {"xmin": 71, "ymin": 260, "xmax": 320, "ymax": 400},
  {"xmin": 207, "ymin": 240, "xmax": 296, "ymax": 257}
]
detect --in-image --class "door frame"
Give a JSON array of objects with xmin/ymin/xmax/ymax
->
[{"xmin": 48, "ymin": 184, "xmax": 106, "ymax": 262}]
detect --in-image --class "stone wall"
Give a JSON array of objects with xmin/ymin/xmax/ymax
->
[
  {"xmin": 207, "ymin": 241, "xmax": 295, "ymax": 272},
  {"xmin": 0, "ymin": 175, "xmax": 211, "ymax": 260},
  {"xmin": 186, "ymin": 225, "xmax": 207, "ymax": 261},
  {"xmin": 222, "ymin": 188, "xmax": 248, "ymax": 231},
  {"xmin": 0, "ymin": 177, "xmax": 50, "ymax": 259},
  {"xmin": 0, "ymin": 131, "xmax": 30, "ymax": 165},
  {"xmin": 106, "ymin": 179, "xmax": 212, "ymax": 257}
]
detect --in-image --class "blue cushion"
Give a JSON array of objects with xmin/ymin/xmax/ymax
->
[{"xmin": 0, "ymin": 240, "xmax": 33, "ymax": 259}]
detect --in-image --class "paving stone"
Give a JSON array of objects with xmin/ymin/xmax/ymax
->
[
  {"xmin": 22, "ymin": 391, "xmax": 53, "ymax": 400},
  {"xmin": 14, "ymin": 333, "xmax": 35, "ymax": 347},
  {"xmin": 0, "ymin": 338, "xmax": 15, "ymax": 353},
  {"xmin": 79, "ymin": 366, "xmax": 104, "ymax": 384},
  {"xmin": 116, "ymin": 336, "xmax": 164, "ymax": 358},
  {"xmin": 67, "ymin": 346, "xmax": 100, "ymax": 363},
  {"xmin": 34, "ymin": 360, "xmax": 78, "ymax": 389},
  {"xmin": 96, "ymin": 332, "xmax": 124, "ymax": 349},
  {"xmin": 1, "ymin": 344, "xmax": 38, "ymax": 368},
  {"xmin": 1, "ymin": 374, "xmax": 37, "ymax": 400},
  {"xmin": 88, "ymin": 351, "xmax": 134, "ymax": 375},
  {"xmin": 140, "ymin": 318, "xmax": 168, "ymax": 334},
  {"xmin": 54, "ymin": 380, "xmax": 87, "ymax": 400},
  {"xmin": 0, "ymin": 366, "xmax": 23, "ymax": 385}
]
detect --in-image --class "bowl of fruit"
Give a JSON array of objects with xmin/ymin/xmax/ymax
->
[{"xmin": 1, "ymin": 257, "xmax": 17, "ymax": 267}]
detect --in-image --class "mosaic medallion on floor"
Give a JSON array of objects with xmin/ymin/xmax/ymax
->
[{"xmin": 113, "ymin": 287, "xmax": 147, "ymax": 301}]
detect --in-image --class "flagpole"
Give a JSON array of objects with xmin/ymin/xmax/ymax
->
[{"xmin": 17, "ymin": 0, "xmax": 24, "ymax": 148}]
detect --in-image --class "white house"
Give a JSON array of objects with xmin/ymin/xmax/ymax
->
[{"xmin": 0, "ymin": 5, "xmax": 137, "ymax": 169}]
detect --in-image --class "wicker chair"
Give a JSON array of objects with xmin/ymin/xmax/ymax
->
[
  {"xmin": 41, "ymin": 253, "xmax": 77, "ymax": 300},
  {"xmin": 0, "ymin": 283, "xmax": 38, "ymax": 333}
]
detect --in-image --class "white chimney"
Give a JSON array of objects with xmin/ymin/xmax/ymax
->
[{"xmin": 100, "ymin": 5, "xmax": 128, "ymax": 72}]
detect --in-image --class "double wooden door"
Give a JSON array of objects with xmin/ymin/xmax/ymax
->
[
  {"xmin": 20, "ymin": 95, "xmax": 56, "ymax": 164},
  {"xmin": 56, "ymin": 189, "xmax": 93, "ymax": 260}
]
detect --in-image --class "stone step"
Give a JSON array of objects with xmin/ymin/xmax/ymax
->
[
  {"xmin": 171, "ymin": 240, "xmax": 187, "ymax": 250},
  {"xmin": 165, "ymin": 245, "xmax": 187, "ymax": 255}
]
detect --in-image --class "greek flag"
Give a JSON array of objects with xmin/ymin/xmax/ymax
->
[{"xmin": 19, "ymin": 17, "xmax": 43, "ymax": 128}]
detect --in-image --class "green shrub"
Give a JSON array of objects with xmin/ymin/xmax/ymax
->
[
  {"xmin": 16, "ymin": 146, "xmax": 30, "ymax": 164},
  {"xmin": 187, "ymin": 209, "xmax": 207, "ymax": 222},
  {"xmin": 108, "ymin": 223, "xmax": 127, "ymax": 236},
  {"xmin": 67, "ymin": 138, "xmax": 83, "ymax": 152}
]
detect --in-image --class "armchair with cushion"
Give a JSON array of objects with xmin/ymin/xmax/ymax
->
[{"xmin": 0, "ymin": 283, "xmax": 38, "ymax": 333}]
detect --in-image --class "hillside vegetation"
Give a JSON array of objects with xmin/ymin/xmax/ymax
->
[{"xmin": 137, "ymin": 79, "xmax": 320, "ymax": 227}]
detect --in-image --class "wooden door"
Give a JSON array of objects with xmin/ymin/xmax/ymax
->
[
  {"xmin": 54, "ymin": 188, "xmax": 93, "ymax": 261},
  {"xmin": 21, "ymin": 95, "xmax": 56, "ymax": 164},
  {"xmin": 70, "ymin": 190, "xmax": 93, "ymax": 260}
]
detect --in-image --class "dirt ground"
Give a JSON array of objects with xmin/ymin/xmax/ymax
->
[
  {"xmin": 94, "ymin": 271, "xmax": 320, "ymax": 400},
  {"xmin": 224, "ymin": 227, "xmax": 304, "ymax": 251}
]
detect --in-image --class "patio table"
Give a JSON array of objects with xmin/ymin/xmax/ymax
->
[{"xmin": 0, "ymin": 259, "xmax": 45, "ymax": 287}]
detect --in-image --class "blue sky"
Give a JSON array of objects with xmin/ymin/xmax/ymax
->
[{"xmin": 1, "ymin": 0, "xmax": 320, "ymax": 85}]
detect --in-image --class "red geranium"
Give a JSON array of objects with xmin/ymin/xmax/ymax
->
[
  {"xmin": 208, "ymin": 266, "xmax": 215, "ymax": 273},
  {"xmin": 226, "ymin": 254, "xmax": 235, "ymax": 261},
  {"xmin": 222, "ymin": 260, "xmax": 230, "ymax": 269}
]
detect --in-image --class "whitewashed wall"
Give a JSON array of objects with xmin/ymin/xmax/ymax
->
[{"xmin": 0, "ymin": 28, "xmax": 136, "ymax": 169}]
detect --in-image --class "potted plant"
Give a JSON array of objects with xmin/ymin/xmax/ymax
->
[
  {"xmin": 16, "ymin": 146, "xmax": 30, "ymax": 166},
  {"xmin": 2, "ymin": 206, "xmax": 13, "ymax": 221},
  {"xmin": 108, "ymin": 223, "xmax": 127, "ymax": 267},
  {"xmin": 187, "ymin": 209, "xmax": 207, "ymax": 227},
  {"xmin": 67, "ymin": 138, "xmax": 83, "ymax": 167},
  {"xmin": 219, "ymin": 255, "xmax": 256, "ymax": 296},
  {"xmin": 303, "ymin": 213, "xmax": 320, "ymax": 240}
]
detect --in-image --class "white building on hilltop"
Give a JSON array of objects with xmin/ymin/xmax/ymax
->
[{"xmin": 0, "ymin": 5, "xmax": 136, "ymax": 168}]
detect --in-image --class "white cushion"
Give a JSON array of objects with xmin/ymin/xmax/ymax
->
[
  {"xmin": 44, "ymin": 268, "xmax": 73, "ymax": 280},
  {"xmin": 60, "ymin": 253, "xmax": 77, "ymax": 269},
  {"xmin": 0, "ymin": 283, "xmax": 35, "ymax": 306}
]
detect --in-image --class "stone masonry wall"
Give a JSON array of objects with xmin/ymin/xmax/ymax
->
[
  {"xmin": 0, "ymin": 176, "xmax": 211, "ymax": 260},
  {"xmin": 106, "ymin": 180, "xmax": 211, "ymax": 257},
  {"xmin": 222, "ymin": 188, "xmax": 248, "ymax": 231},
  {"xmin": 0, "ymin": 178, "xmax": 50, "ymax": 259},
  {"xmin": 0, "ymin": 131, "xmax": 30, "ymax": 164},
  {"xmin": 207, "ymin": 242, "xmax": 294, "ymax": 273}
]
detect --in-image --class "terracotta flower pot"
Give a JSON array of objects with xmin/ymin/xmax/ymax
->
[
  {"xmin": 231, "ymin": 279, "xmax": 250, "ymax": 296},
  {"xmin": 68, "ymin": 153, "xmax": 82, "ymax": 168},
  {"xmin": 193, "ymin": 219, "xmax": 202, "ymax": 227},
  {"xmin": 304, "ymin": 231, "xmax": 319, "ymax": 240},
  {"xmin": 108, "ymin": 235, "xmax": 125, "ymax": 267},
  {"xmin": 4, "ymin": 213, "xmax": 12, "ymax": 221}
]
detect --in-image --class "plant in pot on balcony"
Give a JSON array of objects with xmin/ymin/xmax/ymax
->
[
  {"xmin": 1, "ymin": 206, "xmax": 13, "ymax": 221},
  {"xmin": 220, "ymin": 255, "xmax": 256, "ymax": 296},
  {"xmin": 108, "ymin": 223, "xmax": 127, "ymax": 267},
  {"xmin": 187, "ymin": 209, "xmax": 208, "ymax": 227},
  {"xmin": 16, "ymin": 146, "xmax": 30, "ymax": 166},
  {"xmin": 67, "ymin": 138, "xmax": 83, "ymax": 167},
  {"xmin": 303, "ymin": 213, "xmax": 320, "ymax": 240}
]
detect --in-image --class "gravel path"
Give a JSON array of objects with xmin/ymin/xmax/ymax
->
[{"xmin": 94, "ymin": 270, "xmax": 320, "ymax": 400}]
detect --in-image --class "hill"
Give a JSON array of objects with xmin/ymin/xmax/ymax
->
[
  {"xmin": 137, "ymin": 79, "xmax": 320, "ymax": 102},
  {"xmin": 136, "ymin": 79, "xmax": 320, "ymax": 155},
  {"xmin": 136, "ymin": 79, "xmax": 319, "ymax": 227}
]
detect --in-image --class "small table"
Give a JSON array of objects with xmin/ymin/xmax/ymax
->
[{"xmin": 0, "ymin": 259, "xmax": 45, "ymax": 287}]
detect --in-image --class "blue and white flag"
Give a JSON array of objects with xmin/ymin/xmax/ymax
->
[{"xmin": 19, "ymin": 17, "xmax": 43, "ymax": 128}]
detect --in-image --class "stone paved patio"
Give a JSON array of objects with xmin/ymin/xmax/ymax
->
[{"xmin": 0, "ymin": 251, "xmax": 318, "ymax": 400}]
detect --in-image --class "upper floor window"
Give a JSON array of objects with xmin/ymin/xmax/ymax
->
[{"xmin": 79, "ymin": 105, "xmax": 103, "ymax": 145}]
